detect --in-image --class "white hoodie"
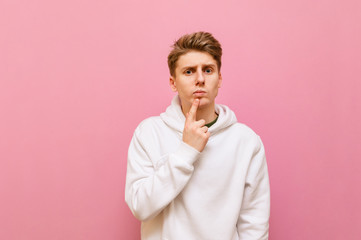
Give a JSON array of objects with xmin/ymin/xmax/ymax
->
[{"xmin": 125, "ymin": 96, "xmax": 270, "ymax": 240}]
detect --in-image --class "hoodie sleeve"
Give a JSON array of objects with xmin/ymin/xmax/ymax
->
[
  {"xmin": 237, "ymin": 135, "xmax": 270, "ymax": 240},
  {"xmin": 125, "ymin": 125, "xmax": 200, "ymax": 221}
]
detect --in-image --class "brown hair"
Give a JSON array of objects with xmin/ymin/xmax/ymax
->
[{"xmin": 167, "ymin": 31, "xmax": 222, "ymax": 77}]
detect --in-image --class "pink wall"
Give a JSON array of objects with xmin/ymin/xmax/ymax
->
[{"xmin": 1, "ymin": 0, "xmax": 360, "ymax": 239}]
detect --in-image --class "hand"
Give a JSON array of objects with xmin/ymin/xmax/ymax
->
[{"xmin": 182, "ymin": 99, "xmax": 210, "ymax": 152}]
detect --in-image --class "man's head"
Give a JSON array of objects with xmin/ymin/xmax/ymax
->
[
  {"xmin": 167, "ymin": 32, "xmax": 222, "ymax": 78},
  {"xmin": 168, "ymin": 32, "xmax": 223, "ymax": 113}
]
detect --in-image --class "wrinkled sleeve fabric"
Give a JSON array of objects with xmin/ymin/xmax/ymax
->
[
  {"xmin": 237, "ymin": 135, "xmax": 270, "ymax": 240},
  {"xmin": 125, "ymin": 125, "xmax": 200, "ymax": 222}
]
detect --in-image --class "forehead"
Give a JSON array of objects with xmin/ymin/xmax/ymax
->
[{"xmin": 176, "ymin": 50, "xmax": 216, "ymax": 69}]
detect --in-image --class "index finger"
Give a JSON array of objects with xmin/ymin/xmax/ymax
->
[{"xmin": 187, "ymin": 98, "xmax": 199, "ymax": 121}]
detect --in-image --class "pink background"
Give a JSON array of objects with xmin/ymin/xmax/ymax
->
[{"xmin": 1, "ymin": 0, "xmax": 360, "ymax": 239}]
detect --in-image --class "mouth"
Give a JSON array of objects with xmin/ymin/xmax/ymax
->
[
  {"xmin": 193, "ymin": 90, "xmax": 206, "ymax": 94},
  {"xmin": 193, "ymin": 90, "xmax": 207, "ymax": 97}
]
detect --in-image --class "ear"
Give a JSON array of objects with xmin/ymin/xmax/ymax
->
[
  {"xmin": 218, "ymin": 73, "xmax": 222, "ymax": 88},
  {"xmin": 169, "ymin": 76, "xmax": 178, "ymax": 92}
]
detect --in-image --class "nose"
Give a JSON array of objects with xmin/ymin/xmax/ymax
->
[{"xmin": 196, "ymin": 69, "xmax": 205, "ymax": 85}]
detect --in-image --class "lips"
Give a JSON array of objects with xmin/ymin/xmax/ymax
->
[
  {"xmin": 193, "ymin": 90, "xmax": 207, "ymax": 97},
  {"xmin": 193, "ymin": 90, "xmax": 206, "ymax": 94}
]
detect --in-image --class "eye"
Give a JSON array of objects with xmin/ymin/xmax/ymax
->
[
  {"xmin": 184, "ymin": 69, "xmax": 193, "ymax": 75},
  {"xmin": 204, "ymin": 68, "xmax": 213, "ymax": 74}
]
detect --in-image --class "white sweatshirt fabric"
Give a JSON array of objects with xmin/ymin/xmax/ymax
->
[{"xmin": 125, "ymin": 95, "xmax": 270, "ymax": 240}]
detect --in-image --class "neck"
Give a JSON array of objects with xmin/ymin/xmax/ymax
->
[{"xmin": 181, "ymin": 100, "xmax": 217, "ymax": 124}]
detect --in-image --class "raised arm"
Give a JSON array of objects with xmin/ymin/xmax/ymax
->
[
  {"xmin": 125, "ymin": 127, "xmax": 200, "ymax": 221},
  {"xmin": 125, "ymin": 99, "xmax": 209, "ymax": 221}
]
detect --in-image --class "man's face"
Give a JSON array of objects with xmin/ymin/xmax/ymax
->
[{"xmin": 170, "ymin": 50, "xmax": 222, "ymax": 110}]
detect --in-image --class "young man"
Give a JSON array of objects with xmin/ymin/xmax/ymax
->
[{"xmin": 125, "ymin": 32, "xmax": 270, "ymax": 240}]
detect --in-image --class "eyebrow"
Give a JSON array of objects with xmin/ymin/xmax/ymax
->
[{"xmin": 180, "ymin": 64, "xmax": 217, "ymax": 71}]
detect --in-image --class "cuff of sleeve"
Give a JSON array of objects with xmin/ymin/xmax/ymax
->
[{"xmin": 173, "ymin": 141, "xmax": 201, "ymax": 166}]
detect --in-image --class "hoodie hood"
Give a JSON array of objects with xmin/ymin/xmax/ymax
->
[{"xmin": 160, "ymin": 95, "xmax": 238, "ymax": 135}]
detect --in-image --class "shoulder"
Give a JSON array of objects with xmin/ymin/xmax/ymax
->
[
  {"xmin": 136, "ymin": 116, "xmax": 162, "ymax": 129},
  {"xmin": 134, "ymin": 116, "xmax": 163, "ymax": 134},
  {"xmin": 231, "ymin": 122, "xmax": 259, "ymax": 138},
  {"xmin": 228, "ymin": 122, "xmax": 263, "ymax": 149},
  {"xmin": 132, "ymin": 116, "xmax": 171, "ymax": 143}
]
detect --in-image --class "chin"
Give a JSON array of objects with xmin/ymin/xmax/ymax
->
[{"xmin": 198, "ymin": 98, "xmax": 211, "ymax": 107}]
